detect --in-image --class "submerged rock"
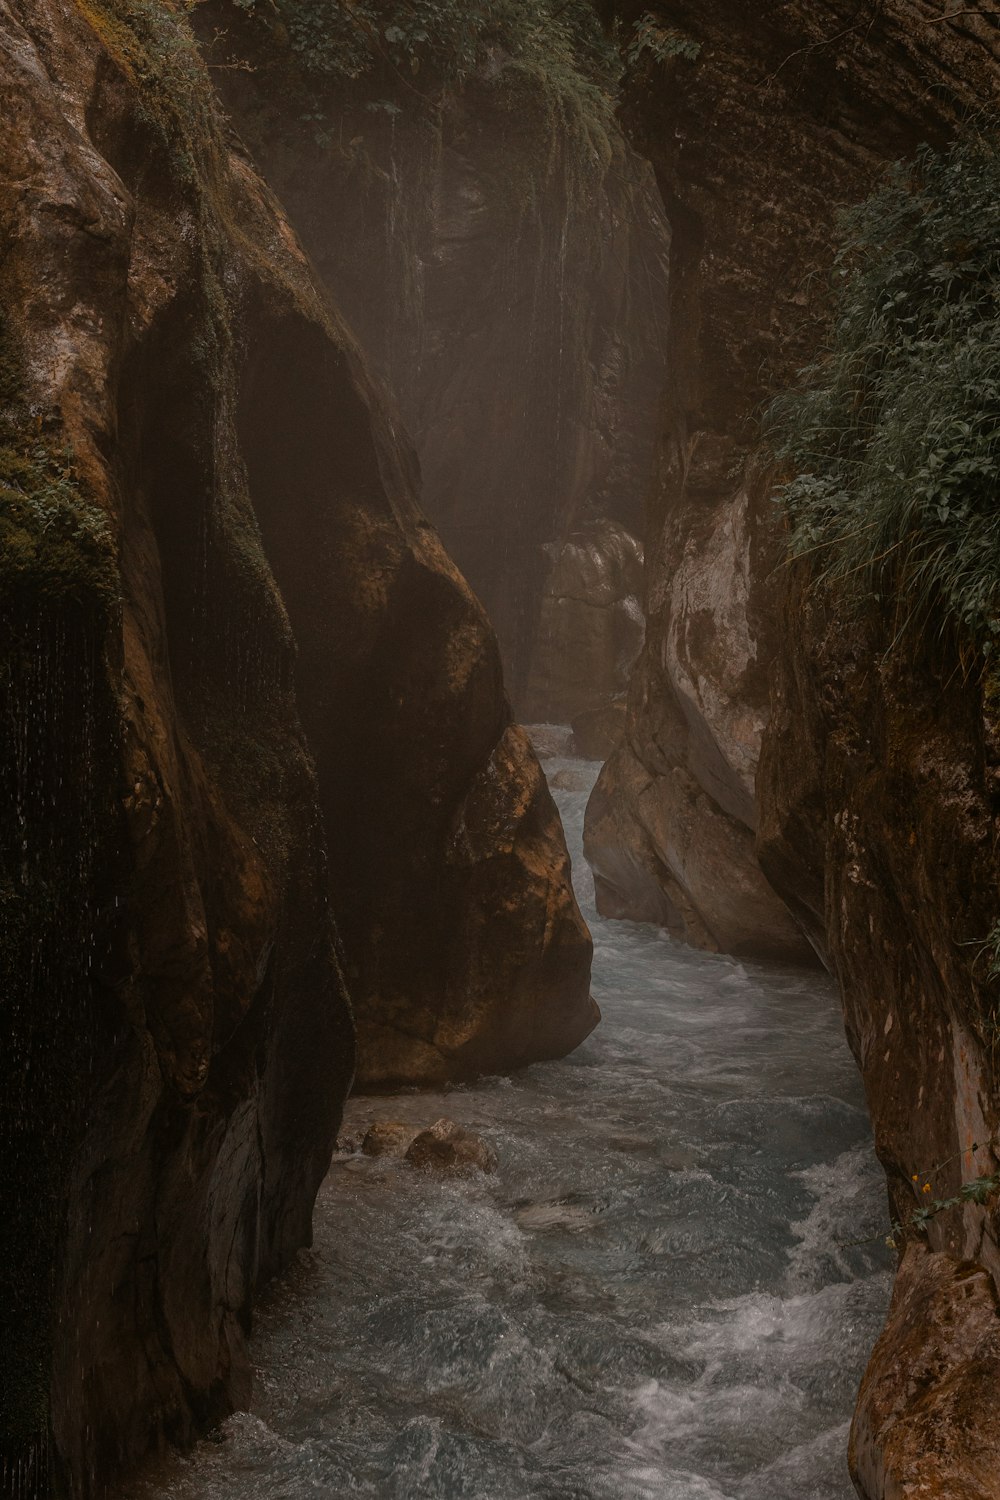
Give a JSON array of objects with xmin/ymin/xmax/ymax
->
[
  {"xmin": 549, "ymin": 766, "xmax": 594, "ymax": 794},
  {"xmin": 405, "ymin": 1119, "xmax": 498, "ymax": 1176}
]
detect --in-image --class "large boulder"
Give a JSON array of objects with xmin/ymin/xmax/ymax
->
[{"xmin": 0, "ymin": 0, "xmax": 595, "ymax": 1487}]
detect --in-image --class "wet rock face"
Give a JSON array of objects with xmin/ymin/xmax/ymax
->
[
  {"xmin": 0, "ymin": 0, "xmax": 593, "ymax": 1488},
  {"xmin": 851, "ymin": 1246, "xmax": 1000, "ymax": 1500},
  {"xmin": 598, "ymin": 2, "xmax": 1000, "ymax": 1493},
  {"xmin": 523, "ymin": 520, "xmax": 644, "ymax": 725},
  {"xmin": 196, "ymin": 16, "xmax": 670, "ymax": 708},
  {"xmin": 585, "ymin": 0, "xmax": 1000, "ymax": 958},
  {"xmin": 584, "ymin": 474, "xmax": 810, "ymax": 959},
  {"xmin": 757, "ymin": 586, "xmax": 1000, "ymax": 1497},
  {"xmin": 355, "ymin": 1116, "xmax": 497, "ymax": 1173}
]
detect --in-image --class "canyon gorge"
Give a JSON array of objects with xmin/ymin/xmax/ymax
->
[{"xmin": 2, "ymin": 2, "xmax": 999, "ymax": 1498}]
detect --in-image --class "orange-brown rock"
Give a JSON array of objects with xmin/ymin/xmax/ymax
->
[
  {"xmin": 598, "ymin": 4, "xmax": 1000, "ymax": 1493},
  {"xmin": 851, "ymin": 1246, "xmax": 1000, "ymax": 1500},
  {"xmin": 523, "ymin": 521, "xmax": 645, "ymax": 725},
  {"xmin": 405, "ymin": 1118, "xmax": 498, "ymax": 1175},
  {"xmin": 0, "ymin": 0, "xmax": 593, "ymax": 1489}
]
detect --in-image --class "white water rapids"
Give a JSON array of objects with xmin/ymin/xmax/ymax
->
[{"xmin": 130, "ymin": 735, "xmax": 891, "ymax": 1500}]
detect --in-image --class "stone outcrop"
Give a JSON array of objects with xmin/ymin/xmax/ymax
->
[
  {"xmin": 585, "ymin": 0, "xmax": 1000, "ymax": 959},
  {"xmin": 597, "ymin": 2, "xmax": 1000, "ymax": 1493},
  {"xmin": 758, "ymin": 579, "xmax": 1000, "ymax": 1499},
  {"xmin": 570, "ymin": 701, "xmax": 627, "ymax": 761},
  {"xmin": 195, "ymin": 4, "xmax": 670, "ymax": 710},
  {"xmin": 851, "ymin": 1246, "xmax": 1000, "ymax": 1500},
  {"xmin": 523, "ymin": 520, "xmax": 644, "ymax": 725},
  {"xmin": 0, "ymin": 1, "xmax": 593, "ymax": 1490},
  {"xmin": 585, "ymin": 469, "xmax": 809, "ymax": 956}
]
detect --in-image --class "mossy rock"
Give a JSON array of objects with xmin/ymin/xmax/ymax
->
[{"xmin": 0, "ymin": 463, "xmax": 118, "ymax": 614}]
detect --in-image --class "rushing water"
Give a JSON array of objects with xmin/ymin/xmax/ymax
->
[{"xmin": 131, "ymin": 735, "xmax": 891, "ymax": 1500}]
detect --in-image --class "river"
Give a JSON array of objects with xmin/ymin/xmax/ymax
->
[{"xmin": 130, "ymin": 736, "xmax": 891, "ymax": 1500}]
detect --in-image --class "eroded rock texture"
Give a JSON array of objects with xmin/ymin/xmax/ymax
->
[
  {"xmin": 587, "ymin": 0, "xmax": 1000, "ymax": 961},
  {"xmin": 524, "ymin": 519, "xmax": 644, "ymax": 724},
  {"xmin": 0, "ymin": 1, "xmax": 592, "ymax": 1490},
  {"xmin": 597, "ymin": 2, "xmax": 1000, "ymax": 1494},
  {"xmin": 195, "ymin": 7, "xmax": 670, "ymax": 709},
  {"xmin": 759, "ymin": 581, "xmax": 1000, "ymax": 1500}
]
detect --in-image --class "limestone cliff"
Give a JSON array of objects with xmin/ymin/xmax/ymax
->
[
  {"xmin": 193, "ymin": 1, "xmax": 670, "ymax": 711},
  {"xmin": 595, "ymin": 2, "xmax": 1000, "ymax": 1493},
  {"xmin": 0, "ymin": 0, "xmax": 593, "ymax": 1490}
]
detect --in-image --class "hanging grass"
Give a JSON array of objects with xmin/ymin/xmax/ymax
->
[{"xmin": 767, "ymin": 129, "xmax": 1000, "ymax": 660}]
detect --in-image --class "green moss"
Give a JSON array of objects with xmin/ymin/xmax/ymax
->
[
  {"xmin": 0, "ymin": 452, "xmax": 118, "ymax": 611},
  {"xmin": 75, "ymin": 0, "xmax": 219, "ymax": 180},
  {"xmin": 0, "ymin": 315, "xmax": 118, "ymax": 622},
  {"xmin": 221, "ymin": 0, "xmax": 617, "ymax": 141}
]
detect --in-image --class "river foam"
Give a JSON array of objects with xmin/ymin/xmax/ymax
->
[{"xmin": 127, "ymin": 737, "xmax": 891, "ymax": 1500}]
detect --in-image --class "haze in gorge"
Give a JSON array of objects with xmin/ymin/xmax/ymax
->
[{"xmin": 2, "ymin": 4, "xmax": 999, "ymax": 1500}]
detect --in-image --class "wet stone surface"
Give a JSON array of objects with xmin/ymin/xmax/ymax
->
[{"xmin": 127, "ymin": 744, "xmax": 891, "ymax": 1500}]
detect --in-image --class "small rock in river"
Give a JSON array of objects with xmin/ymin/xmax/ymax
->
[
  {"xmin": 549, "ymin": 767, "xmax": 592, "ymax": 793},
  {"xmin": 361, "ymin": 1122, "xmax": 422, "ymax": 1158},
  {"xmin": 335, "ymin": 1128, "xmax": 365, "ymax": 1154},
  {"xmin": 404, "ymin": 1118, "xmax": 497, "ymax": 1175}
]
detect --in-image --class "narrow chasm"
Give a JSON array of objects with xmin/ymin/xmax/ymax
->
[
  {"xmin": 10, "ymin": 2, "xmax": 997, "ymax": 1499},
  {"xmin": 130, "ymin": 743, "xmax": 891, "ymax": 1500}
]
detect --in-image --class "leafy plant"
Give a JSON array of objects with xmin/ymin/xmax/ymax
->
[
  {"xmin": 886, "ymin": 1153, "xmax": 1000, "ymax": 1249},
  {"xmin": 229, "ymin": 0, "xmax": 617, "ymax": 101},
  {"xmin": 0, "ymin": 315, "xmax": 117, "ymax": 612},
  {"xmin": 623, "ymin": 12, "xmax": 701, "ymax": 70},
  {"xmin": 768, "ymin": 131, "xmax": 1000, "ymax": 658}
]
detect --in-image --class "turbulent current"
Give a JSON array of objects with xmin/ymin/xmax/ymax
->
[{"xmin": 131, "ymin": 735, "xmax": 892, "ymax": 1500}]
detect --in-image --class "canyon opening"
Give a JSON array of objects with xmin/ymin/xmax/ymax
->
[{"xmin": 2, "ymin": 4, "xmax": 999, "ymax": 1499}]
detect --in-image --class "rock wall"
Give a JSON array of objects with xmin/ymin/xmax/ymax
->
[
  {"xmin": 522, "ymin": 519, "xmax": 644, "ymax": 725},
  {"xmin": 195, "ymin": 4, "xmax": 670, "ymax": 709},
  {"xmin": 0, "ymin": 1, "xmax": 593, "ymax": 1490},
  {"xmin": 585, "ymin": 0, "xmax": 1000, "ymax": 956},
  {"xmin": 596, "ymin": 1, "xmax": 1000, "ymax": 1493},
  {"xmin": 759, "ymin": 581, "xmax": 1000, "ymax": 1499}
]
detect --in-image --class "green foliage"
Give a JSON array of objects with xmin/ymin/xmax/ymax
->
[
  {"xmin": 768, "ymin": 132, "xmax": 1000, "ymax": 656},
  {"xmin": 232, "ymin": 0, "xmax": 617, "ymax": 102},
  {"xmin": 0, "ymin": 318, "xmax": 117, "ymax": 615},
  {"xmin": 886, "ymin": 1153, "xmax": 1000, "ymax": 1249},
  {"xmin": 0, "ymin": 449, "xmax": 118, "ymax": 611},
  {"xmin": 77, "ymin": 0, "xmax": 219, "ymax": 177},
  {"xmin": 623, "ymin": 11, "xmax": 701, "ymax": 69}
]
